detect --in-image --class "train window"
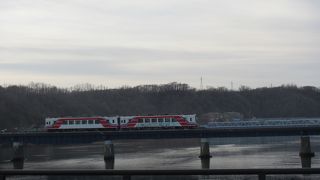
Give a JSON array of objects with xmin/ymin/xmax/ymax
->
[
  {"xmin": 69, "ymin": 120, "xmax": 74, "ymax": 125},
  {"xmin": 172, "ymin": 118, "xmax": 177, "ymax": 122},
  {"xmin": 190, "ymin": 118, "xmax": 193, "ymax": 122},
  {"xmin": 145, "ymin": 118, "xmax": 150, "ymax": 123},
  {"xmin": 165, "ymin": 118, "xmax": 170, "ymax": 122},
  {"xmin": 63, "ymin": 121, "xmax": 67, "ymax": 125},
  {"xmin": 138, "ymin": 118, "xmax": 143, "ymax": 123},
  {"xmin": 88, "ymin": 120, "xmax": 93, "ymax": 124},
  {"xmin": 76, "ymin": 120, "xmax": 80, "ymax": 124},
  {"xmin": 81, "ymin": 120, "xmax": 87, "ymax": 124},
  {"xmin": 95, "ymin": 120, "xmax": 100, "ymax": 124},
  {"xmin": 152, "ymin": 118, "xmax": 157, "ymax": 123},
  {"xmin": 158, "ymin": 118, "xmax": 163, "ymax": 122},
  {"xmin": 112, "ymin": 120, "xmax": 115, "ymax": 123}
]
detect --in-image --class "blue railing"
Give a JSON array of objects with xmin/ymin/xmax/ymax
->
[{"xmin": 205, "ymin": 119, "xmax": 320, "ymax": 128}]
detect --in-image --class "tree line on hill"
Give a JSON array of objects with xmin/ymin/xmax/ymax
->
[{"xmin": 0, "ymin": 82, "xmax": 320, "ymax": 129}]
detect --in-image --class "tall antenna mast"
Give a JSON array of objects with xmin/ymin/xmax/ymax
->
[
  {"xmin": 231, "ymin": 81, "xmax": 233, "ymax": 90},
  {"xmin": 200, "ymin": 77, "xmax": 203, "ymax": 90}
]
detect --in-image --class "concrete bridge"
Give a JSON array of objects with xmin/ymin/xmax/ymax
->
[{"xmin": 0, "ymin": 127, "xmax": 318, "ymax": 170}]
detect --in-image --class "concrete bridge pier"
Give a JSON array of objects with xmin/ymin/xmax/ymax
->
[
  {"xmin": 104, "ymin": 158, "xmax": 115, "ymax": 169},
  {"xmin": 199, "ymin": 138, "xmax": 212, "ymax": 158},
  {"xmin": 104, "ymin": 140, "xmax": 115, "ymax": 169},
  {"xmin": 12, "ymin": 142, "xmax": 24, "ymax": 169},
  {"xmin": 199, "ymin": 138, "xmax": 212, "ymax": 169},
  {"xmin": 299, "ymin": 136, "xmax": 315, "ymax": 168}
]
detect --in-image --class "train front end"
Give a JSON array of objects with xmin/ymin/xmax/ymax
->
[{"xmin": 44, "ymin": 117, "xmax": 118, "ymax": 131}]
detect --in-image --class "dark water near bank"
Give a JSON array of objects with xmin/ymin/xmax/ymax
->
[{"xmin": 1, "ymin": 136, "xmax": 320, "ymax": 179}]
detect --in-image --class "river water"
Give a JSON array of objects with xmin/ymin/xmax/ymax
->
[{"xmin": 1, "ymin": 136, "xmax": 320, "ymax": 179}]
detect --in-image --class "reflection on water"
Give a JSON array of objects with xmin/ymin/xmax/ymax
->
[
  {"xmin": 200, "ymin": 158, "xmax": 210, "ymax": 169},
  {"xmin": 1, "ymin": 136, "xmax": 320, "ymax": 179}
]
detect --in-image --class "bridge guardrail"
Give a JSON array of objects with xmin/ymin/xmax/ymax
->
[{"xmin": 1, "ymin": 168, "xmax": 320, "ymax": 180}]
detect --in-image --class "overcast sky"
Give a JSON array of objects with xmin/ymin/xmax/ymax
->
[{"xmin": 1, "ymin": 0, "xmax": 319, "ymax": 89}]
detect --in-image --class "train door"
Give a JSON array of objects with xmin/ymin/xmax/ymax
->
[{"xmin": 117, "ymin": 116, "xmax": 121, "ymax": 130}]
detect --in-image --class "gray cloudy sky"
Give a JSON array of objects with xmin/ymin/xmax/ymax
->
[{"xmin": 1, "ymin": 0, "xmax": 320, "ymax": 89}]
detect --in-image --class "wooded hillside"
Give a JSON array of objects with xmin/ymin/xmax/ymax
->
[{"xmin": 1, "ymin": 82, "xmax": 320, "ymax": 129}]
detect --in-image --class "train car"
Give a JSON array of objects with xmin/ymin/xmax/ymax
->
[
  {"xmin": 45, "ymin": 116, "xmax": 119, "ymax": 131},
  {"xmin": 120, "ymin": 114, "xmax": 197, "ymax": 129},
  {"xmin": 45, "ymin": 114, "xmax": 197, "ymax": 131}
]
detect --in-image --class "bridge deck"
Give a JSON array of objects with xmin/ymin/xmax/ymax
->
[{"xmin": 1, "ymin": 127, "xmax": 320, "ymax": 144}]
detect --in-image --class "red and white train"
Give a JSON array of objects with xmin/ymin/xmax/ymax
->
[{"xmin": 45, "ymin": 114, "xmax": 197, "ymax": 131}]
